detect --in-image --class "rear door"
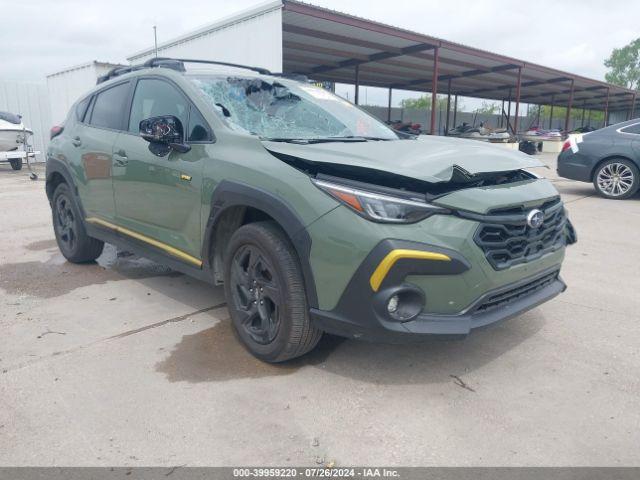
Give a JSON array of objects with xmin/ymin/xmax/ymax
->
[
  {"xmin": 73, "ymin": 81, "xmax": 131, "ymax": 222},
  {"xmin": 112, "ymin": 76, "xmax": 211, "ymax": 261}
]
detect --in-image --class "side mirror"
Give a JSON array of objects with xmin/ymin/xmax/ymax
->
[{"xmin": 139, "ymin": 116, "xmax": 191, "ymax": 156}]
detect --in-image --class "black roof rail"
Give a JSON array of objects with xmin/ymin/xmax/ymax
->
[
  {"xmin": 175, "ymin": 58, "xmax": 271, "ymax": 75},
  {"xmin": 271, "ymin": 72, "xmax": 309, "ymax": 82},
  {"xmin": 96, "ymin": 65, "xmax": 141, "ymax": 84},
  {"xmin": 142, "ymin": 57, "xmax": 186, "ymax": 71},
  {"xmin": 96, "ymin": 57, "xmax": 273, "ymax": 85}
]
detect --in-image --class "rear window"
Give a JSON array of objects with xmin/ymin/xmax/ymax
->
[
  {"xmin": 620, "ymin": 123, "xmax": 640, "ymax": 134},
  {"xmin": 75, "ymin": 96, "xmax": 91, "ymax": 122},
  {"xmin": 88, "ymin": 83, "xmax": 129, "ymax": 130}
]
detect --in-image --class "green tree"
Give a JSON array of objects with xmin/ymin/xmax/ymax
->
[
  {"xmin": 604, "ymin": 38, "xmax": 640, "ymax": 90},
  {"xmin": 528, "ymin": 105, "xmax": 604, "ymax": 128},
  {"xmin": 475, "ymin": 101, "xmax": 500, "ymax": 115},
  {"xmin": 400, "ymin": 94, "xmax": 464, "ymax": 111}
]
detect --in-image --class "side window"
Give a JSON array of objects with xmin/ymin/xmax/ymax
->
[
  {"xmin": 188, "ymin": 106, "xmax": 211, "ymax": 142},
  {"xmin": 128, "ymin": 79, "xmax": 188, "ymax": 135},
  {"xmin": 621, "ymin": 123, "xmax": 640, "ymax": 135},
  {"xmin": 75, "ymin": 96, "xmax": 91, "ymax": 122},
  {"xmin": 88, "ymin": 83, "xmax": 130, "ymax": 130}
]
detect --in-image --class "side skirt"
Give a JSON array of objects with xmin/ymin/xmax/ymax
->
[{"xmin": 85, "ymin": 222, "xmax": 215, "ymax": 285}]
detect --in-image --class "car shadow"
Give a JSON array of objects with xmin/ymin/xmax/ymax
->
[{"xmin": 92, "ymin": 244, "xmax": 546, "ymax": 387}]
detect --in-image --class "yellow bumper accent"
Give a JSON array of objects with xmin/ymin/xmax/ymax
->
[
  {"xmin": 85, "ymin": 217, "xmax": 203, "ymax": 268},
  {"xmin": 369, "ymin": 249, "xmax": 451, "ymax": 292}
]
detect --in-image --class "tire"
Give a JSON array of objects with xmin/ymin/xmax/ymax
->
[
  {"xmin": 223, "ymin": 221, "xmax": 322, "ymax": 363},
  {"xmin": 51, "ymin": 182, "xmax": 104, "ymax": 263},
  {"xmin": 593, "ymin": 158, "xmax": 639, "ymax": 200},
  {"xmin": 9, "ymin": 158, "xmax": 22, "ymax": 170}
]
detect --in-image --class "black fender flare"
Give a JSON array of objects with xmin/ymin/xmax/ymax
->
[
  {"xmin": 45, "ymin": 157, "xmax": 87, "ymax": 217},
  {"xmin": 203, "ymin": 180, "xmax": 319, "ymax": 309}
]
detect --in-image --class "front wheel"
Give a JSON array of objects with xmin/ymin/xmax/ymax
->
[
  {"xmin": 223, "ymin": 221, "xmax": 322, "ymax": 363},
  {"xmin": 593, "ymin": 159, "xmax": 639, "ymax": 199}
]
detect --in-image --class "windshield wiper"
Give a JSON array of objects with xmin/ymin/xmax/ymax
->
[{"xmin": 261, "ymin": 136, "xmax": 381, "ymax": 144}]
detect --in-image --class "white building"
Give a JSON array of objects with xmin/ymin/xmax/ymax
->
[
  {"xmin": 46, "ymin": 61, "xmax": 122, "ymax": 126},
  {"xmin": 127, "ymin": 1, "xmax": 283, "ymax": 72}
]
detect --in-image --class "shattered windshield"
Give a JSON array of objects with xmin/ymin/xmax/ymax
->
[{"xmin": 189, "ymin": 75, "xmax": 399, "ymax": 141}]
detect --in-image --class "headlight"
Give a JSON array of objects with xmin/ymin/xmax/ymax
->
[{"xmin": 312, "ymin": 179, "xmax": 448, "ymax": 223}]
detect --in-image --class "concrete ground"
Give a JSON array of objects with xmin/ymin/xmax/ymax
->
[{"xmin": 0, "ymin": 154, "xmax": 638, "ymax": 467}]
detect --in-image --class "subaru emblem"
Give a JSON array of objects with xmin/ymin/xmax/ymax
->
[{"xmin": 526, "ymin": 209, "xmax": 544, "ymax": 228}]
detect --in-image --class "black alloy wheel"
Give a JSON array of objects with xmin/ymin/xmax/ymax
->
[
  {"xmin": 51, "ymin": 183, "xmax": 104, "ymax": 263},
  {"xmin": 229, "ymin": 244, "xmax": 282, "ymax": 345},
  {"xmin": 223, "ymin": 221, "xmax": 322, "ymax": 362},
  {"xmin": 54, "ymin": 192, "xmax": 78, "ymax": 253}
]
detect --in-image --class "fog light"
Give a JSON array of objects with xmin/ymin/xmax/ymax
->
[
  {"xmin": 387, "ymin": 295, "xmax": 399, "ymax": 313},
  {"xmin": 381, "ymin": 288, "xmax": 424, "ymax": 322}
]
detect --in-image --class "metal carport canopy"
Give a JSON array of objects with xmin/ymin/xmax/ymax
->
[{"xmin": 281, "ymin": 0, "xmax": 637, "ymax": 132}]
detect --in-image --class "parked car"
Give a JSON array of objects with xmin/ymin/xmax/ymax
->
[
  {"xmin": 558, "ymin": 120, "xmax": 640, "ymax": 199},
  {"xmin": 46, "ymin": 58, "xmax": 576, "ymax": 362}
]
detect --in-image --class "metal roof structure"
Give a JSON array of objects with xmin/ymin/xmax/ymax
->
[
  {"xmin": 280, "ymin": 0, "xmax": 636, "ymax": 132},
  {"xmin": 127, "ymin": 0, "xmax": 637, "ymax": 134}
]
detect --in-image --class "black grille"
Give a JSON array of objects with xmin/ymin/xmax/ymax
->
[
  {"xmin": 476, "ymin": 271, "xmax": 559, "ymax": 313},
  {"xmin": 474, "ymin": 198, "xmax": 567, "ymax": 270}
]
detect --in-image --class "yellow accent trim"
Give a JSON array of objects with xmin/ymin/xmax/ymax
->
[
  {"xmin": 369, "ymin": 249, "xmax": 451, "ymax": 292},
  {"xmin": 85, "ymin": 217, "xmax": 203, "ymax": 268},
  {"xmin": 180, "ymin": 174, "xmax": 192, "ymax": 181}
]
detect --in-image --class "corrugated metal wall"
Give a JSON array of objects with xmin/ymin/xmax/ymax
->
[
  {"xmin": 0, "ymin": 80, "xmax": 50, "ymax": 161},
  {"xmin": 128, "ymin": 4, "xmax": 283, "ymax": 72}
]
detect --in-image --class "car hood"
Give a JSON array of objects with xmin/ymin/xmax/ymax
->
[{"xmin": 262, "ymin": 135, "xmax": 544, "ymax": 183}]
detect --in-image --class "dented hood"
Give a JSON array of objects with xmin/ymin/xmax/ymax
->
[{"xmin": 263, "ymin": 135, "xmax": 544, "ymax": 183}]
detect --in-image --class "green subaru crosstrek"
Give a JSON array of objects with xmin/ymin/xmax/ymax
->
[{"xmin": 46, "ymin": 58, "xmax": 576, "ymax": 362}]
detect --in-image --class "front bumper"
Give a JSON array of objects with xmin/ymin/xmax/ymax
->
[{"xmin": 310, "ymin": 239, "xmax": 566, "ymax": 343}]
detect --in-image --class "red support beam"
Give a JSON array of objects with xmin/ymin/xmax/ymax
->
[
  {"xmin": 445, "ymin": 78, "xmax": 452, "ymax": 134},
  {"xmin": 506, "ymin": 88, "xmax": 512, "ymax": 131},
  {"xmin": 354, "ymin": 64, "xmax": 360, "ymax": 105},
  {"xmin": 513, "ymin": 67, "xmax": 522, "ymax": 134},
  {"xmin": 604, "ymin": 87, "xmax": 610, "ymax": 127},
  {"xmin": 430, "ymin": 47, "xmax": 440, "ymax": 135},
  {"xmin": 453, "ymin": 94, "xmax": 458, "ymax": 127},
  {"xmin": 549, "ymin": 94, "xmax": 555, "ymax": 129},
  {"xmin": 564, "ymin": 79, "xmax": 575, "ymax": 132}
]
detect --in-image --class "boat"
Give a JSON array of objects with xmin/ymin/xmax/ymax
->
[
  {"xmin": 520, "ymin": 127, "xmax": 564, "ymax": 142},
  {"xmin": 0, "ymin": 111, "xmax": 33, "ymax": 152},
  {"xmin": 447, "ymin": 122, "xmax": 513, "ymax": 143}
]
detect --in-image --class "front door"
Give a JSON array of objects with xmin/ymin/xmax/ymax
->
[{"xmin": 112, "ymin": 77, "xmax": 211, "ymax": 261}]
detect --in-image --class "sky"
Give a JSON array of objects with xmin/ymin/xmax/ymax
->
[{"xmin": 2, "ymin": 0, "xmax": 639, "ymax": 109}]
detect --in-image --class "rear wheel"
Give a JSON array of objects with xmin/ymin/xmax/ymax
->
[
  {"xmin": 52, "ymin": 183, "xmax": 104, "ymax": 262},
  {"xmin": 593, "ymin": 159, "xmax": 639, "ymax": 199},
  {"xmin": 223, "ymin": 221, "xmax": 322, "ymax": 363},
  {"xmin": 9, "ymin": 158, "xmax": 22, "ymax": 170}
]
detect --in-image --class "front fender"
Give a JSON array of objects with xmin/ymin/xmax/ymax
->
[{"xmin": 203, "ymin": 180, "xmax": 319, "ymax": 308}]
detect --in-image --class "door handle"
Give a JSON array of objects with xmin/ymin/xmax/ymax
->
[
  {"xmin": 113, "ymin": 151, "xmax": 128, "ymax": 166},
  {"xmin": 71, "ymin": 136, "xmax": 82, "ymax": 147}
]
